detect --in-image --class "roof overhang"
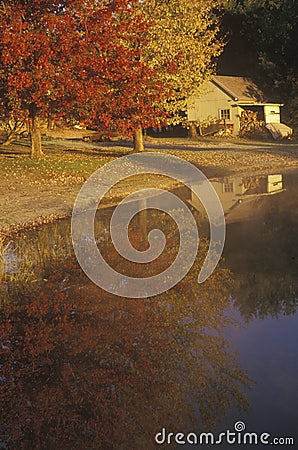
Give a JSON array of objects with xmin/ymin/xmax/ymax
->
[{"xmin": 234, "ymin": 102, "xmax": 284, "ymax": 107}]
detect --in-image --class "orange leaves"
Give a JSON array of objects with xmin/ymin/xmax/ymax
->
[
  {"xmin": 0, "ymin": 1, "xmax": 77, "ymax": 120},
  {"xmin": 0, "ymin": 0, "xmax": 171, "ymax": 137}
]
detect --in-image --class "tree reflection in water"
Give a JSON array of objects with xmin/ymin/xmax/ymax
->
[{"xmin": 0, "ymin": 213, "xmax": 252, "ymax": 449}]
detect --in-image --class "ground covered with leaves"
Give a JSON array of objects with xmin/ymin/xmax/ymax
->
[{"xmin": 0, "ymin": 135, "xmax": 297, "ymax": 235}]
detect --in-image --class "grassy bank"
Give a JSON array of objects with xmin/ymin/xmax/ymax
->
[{"xmin": 0, "ymin": 135, "xmax": 297, "ymax": 235}]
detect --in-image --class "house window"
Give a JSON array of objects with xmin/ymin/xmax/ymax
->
[
  {"xmin": 223, "ymin": 181, "xmax": 234, "ymax": 193},
  {"xmin": 220, "ymin": 109, "xmax": 231, "ymax": 120}
]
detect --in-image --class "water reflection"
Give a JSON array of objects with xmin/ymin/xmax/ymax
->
[
  {"xmin": 224, "ymin": 172, "xmax": 297, "ymax": 321},
  {"xmin": 1, "ymin": 170, "xmax": 297, "ymax": 448},
  {"xmin": 0, "ymin": 217, "xmax": 252, "ymax": 449},
  {"xmin": 184, "ymin": 171, "xmax": 297, "ymax": 321},
  {"xmin": 188, "ymin": 173, "xmax": 284, "ymax": 221}
]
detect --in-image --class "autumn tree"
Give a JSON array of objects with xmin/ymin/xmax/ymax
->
[
  {"xmin": 71, "ymin": 0, "xmax": 223, "ymax": 151},
  {"xmin": 68, "ymin": 0, "xmax": 169, "ymax": 149},
  {"xmin": 0, "ymin": 1, "xmax": 169, "ymax": 157},
  {"xmin": 133, "ymin": 0, "xmax": 223, "ymax": 148},
  {"xmin": 0, "ymin": 1, "xmax": 224, "ymax": 156},
  {"xmin": 0, "ymin": 1, "xmax": 81, "ymax": 157}
]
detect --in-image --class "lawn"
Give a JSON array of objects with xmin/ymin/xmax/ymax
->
[{"xmin": 0, "ymin": 133, "xmax": 297, "ymax": 234}]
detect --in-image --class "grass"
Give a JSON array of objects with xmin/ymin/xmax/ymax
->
[
  {"xmin": 1, "ymin": 134, "xmax": 298, "ymax": 182},
  {"xmin": 0, "ymin": 133, "xmax": 297, "ymax": 233},
  {"xmin": 0, "ymin": 150, "xmax": 114, "ymax": 185},
  {"xmin": 0, "ymin": 236, "xmax": 10, "ymax": 284},
  {"xmin": 0, "ymin": 221, "xmax": 75, "ymax": 302},
  {"xmin": 1, "ymin": 133, "xmax": 298, "ymax": 179},
  {"xmin": 145, "ymin": 133, "xmax": 298, "ymax": 147}
]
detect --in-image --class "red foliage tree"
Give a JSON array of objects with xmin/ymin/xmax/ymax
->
[
  {"xmin": 0, "ymin": 1, "xmax": 77, "ymax": 157},
  {"xmin": 0, "ymin": 1, "xmax": 169, "ymax": 157},
  {"xmin": 70, "ymin": 1, "xmax": 169, "ymax": 133}
]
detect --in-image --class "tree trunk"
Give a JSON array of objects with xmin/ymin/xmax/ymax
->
[
  {"xmin": 133, "ymin": 125, "xmax": 144, "ymax": 152},
  {"xmin": 48, "ymin": 117, "xmax": 55, "ymax": 130},
  {"xmin": 189, "ymin": 122, "xmax": 197, "ymax": 138},
  {"xmin": 29, "ymin": 113, "xmax": 44, "ymax": 158}
]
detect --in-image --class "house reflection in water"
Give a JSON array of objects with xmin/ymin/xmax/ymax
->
[{"xmin": 188, "ymin": 174, "xmax": 284, "ymax": 222}]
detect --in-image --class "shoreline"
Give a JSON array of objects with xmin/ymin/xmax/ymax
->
[
  {"xmin": 1, "ymin": 165, "xmax": 297, "ymax": 240},
  {"xmin": 1, "ymin": 137, "xmax": 297, "ymax": 239}
]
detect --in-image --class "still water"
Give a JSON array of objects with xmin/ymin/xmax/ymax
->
[{"xmin": 0, "ymin": 171, "xmax": 297, "ymax": 449}]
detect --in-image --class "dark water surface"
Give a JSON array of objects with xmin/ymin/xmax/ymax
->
[{"xmin": 0, "ymin": 171, "xmax": 297, "ymax": 449}]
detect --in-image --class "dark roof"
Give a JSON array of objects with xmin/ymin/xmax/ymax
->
[{"xmin": 212, "ymin": 76, "xmax": 265, "ymax": 102}]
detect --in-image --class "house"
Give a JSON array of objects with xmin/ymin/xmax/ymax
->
[{"xmin": 187, "ymin": 75, "xmax": 286, "ymax": 136}]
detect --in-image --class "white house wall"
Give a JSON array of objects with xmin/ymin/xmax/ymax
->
[
  {"xmin": 264, "ymin": 105, "xmax": 281, "ymax": 124},
  {"xmin": 187, "ymin": 81, "xmax": 241, "ymax": 135}
]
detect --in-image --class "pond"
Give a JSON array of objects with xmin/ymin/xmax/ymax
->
[{"xmin": 0, "ymin": 170, "xmax": 297, "ymax": 449}]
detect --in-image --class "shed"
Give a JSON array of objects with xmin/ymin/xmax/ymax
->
[{"xmin": 187, "ymin": 76, "xmax": 284, "ymax": 136}]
